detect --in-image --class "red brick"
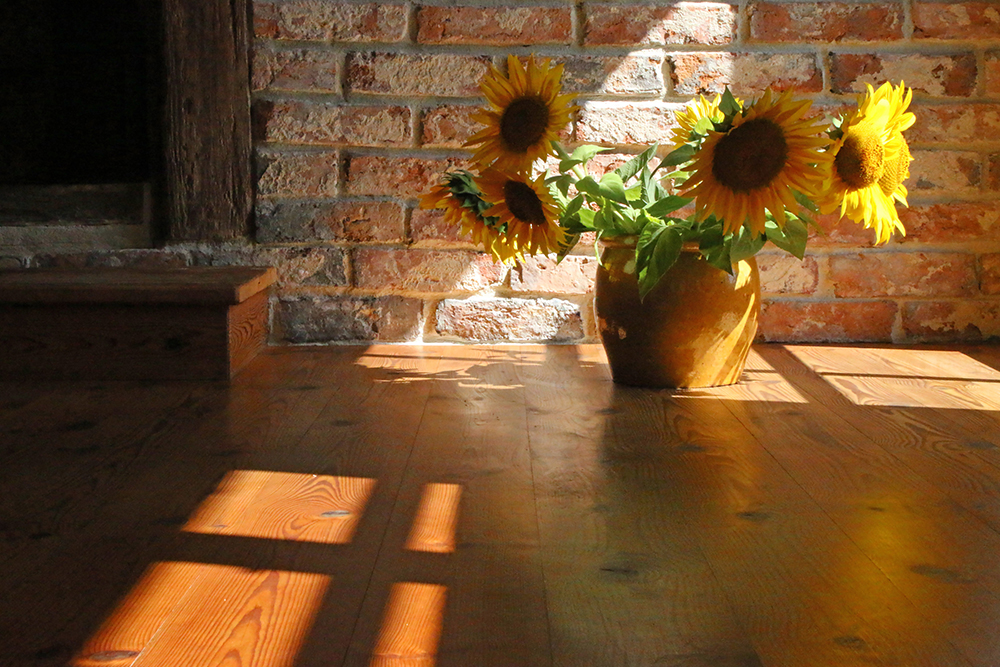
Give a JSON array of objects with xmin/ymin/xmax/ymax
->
[
  {"xmin": 315, "ymin": 201, "xmax": 405, "ymax": 244},
  {"xmin": 809, "ymin": 212, "xmax": 882, "ymax": 247},
  {"xmin": 561, "ymin": 55, "xmax": 664, "ymax": 95},
  {"xmin": 354, "ymin": 248, "xmax": 507, "ymax": 293},
  {"xmin": 913, "ymin": 2, "xmax": 1000, "ymax": 40},
  {"xmin": 256, "ymin": 150, "xmax": 339, "ymax": 198},
  {"xmin": 909, "ymin": 150, "xmax": 982, "ymax": 195},
  {"xmin": 670, "ymin": 52, "xmax": 822, "ymax": 96},
  {"xmin": 253, "ymin": 2, "xmax": 407, "ymax": 42},
  {"xmin": 421, "ymin": 105, "xmax": 481, "ymax": 149},
  {"xmin": 829, "ymin": 252, "xmax": 977, "ymax": 298},
  {"xmin": 510, "ymin": 256, "xmax": 598, "ymax": 294},
  {"xmin": 907, "ymin": 104, "xmax": 1000, "ymax": 144},
  {"xmin": 759, "ymin": 299, "xmax": 897, "ymax": 342},
  {"xmin": 417, "ymin": 6, "xmax": 571, "ymax": 45},
  {"xmin": 751, "ymin": 2, "xmax": 904, "ymax": 42},
  {"xmin": 346, "ymin": 155, "xmax": 471, "ymax": 198},
  {"xmin": 989, "ymin": 154, "xmax": 1000, "ymax": 192},
  {"xmin": 254, "ymin": 101, "xmax": 411, "ymax": 147},
  {"xmin": 980, "ymin": 254, "xmax": 1000, "ymax": 295},
  {"xmin": 585, "ymin": 4, "xmax": 737, "ymax": 46},
  {"xmin": 902, "ymin": 300, "xmax": 1000, "ymax": 342},
  {"xmin": 757, "ymin": 254, "xmax": 819, "ymax": 296},
  {"xmin": 434, "ymin": 297, "xmax": 584, "ymax": 342},
  {"xmin": 252, "ymin": 47, "xmax": 340, "ymax": 93},
  {"xmin": 348, "ymin": 53, "xmax": 490, "ymax": 97},
  {"xmin": 830, "ymin": 53, "xmax": 977, "ymax": 97},
  {"xmin": 274, "ymin": 295, "xmax": 423, "ymax": 343},
  {"xmin": 576, "ymin": 102, "xmax": 675, "ymax": 145},
  {"xmin": 898, "ymin": 202, "xmax": 1000, "ymax": 244},
  {"xmin": 987, "ymin": 51, "xmax": 1000, "ymax": 97},
  {"xmin": 410, "ymin": 208, "xmax": 476, "ymax": 247}
]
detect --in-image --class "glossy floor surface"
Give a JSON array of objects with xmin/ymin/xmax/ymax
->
[{"xmin": 3, "ymin": 344, "xmax": 1000, "ymax": 667}]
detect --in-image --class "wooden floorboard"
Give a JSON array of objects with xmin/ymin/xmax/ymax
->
[{"xmin": 3, "ymin": 343, "xmax": 1000, "ymax": 666}]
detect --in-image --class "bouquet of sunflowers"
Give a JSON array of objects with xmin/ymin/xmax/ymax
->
[{"xmin": 421, "ymin": 55, "xmax": 915, "ymax": 300}]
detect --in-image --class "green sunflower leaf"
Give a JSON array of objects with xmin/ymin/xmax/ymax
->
[
  {"xmin": 638, "ymin": 226, "xmax": 683, "ymax": 301},
  {"xmin": 719, "ymin": 87, "xmax": 741, "ymax": 117},
  {"xmin": 730, "ymin": 224, "xmax": 766, "ymax": 262},
  {"xmin": 660, "ymin": 143, "xmax": 696, "ymax": 168},
  {"xmin": 764, "ymin": 217, "xmax": 809, "ymax": 259},
  {"xmin": 598, "ymin": 172, "xmax": 628, "ymax": 204},
  {"xmin": 615, "ymin": 144, "xmax": 659, "ymax": 184},
  {"xmin": 560, "ymin": 145, "xmax": 611, "ymax": 172},
  {"xmin": 574, "ymin": 176, "xmax": 602, "ymax": 199},
  {"xmin": 645, "ymin": 195, "xmax": 692, "ymax": 218}
]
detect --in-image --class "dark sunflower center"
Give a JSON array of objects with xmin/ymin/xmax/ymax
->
[
  {"xmin": 503, "ymin": 180, "xmax": 546, "ymax": 225},
  {"xmin": 500, "ymin": 97, "xmax": 550, "ymax": 153},
  {"xmin": 711, "ymin": 118, "xmax": 788, "ymax": 192},
  {"xmin": 835, "ymin": 124, "xmax": 884, "ymax": 189}
]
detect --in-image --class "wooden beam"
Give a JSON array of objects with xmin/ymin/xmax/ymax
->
[{"xmin": 162, "ymin": 0, "xmax": 252, "ymax": 241}]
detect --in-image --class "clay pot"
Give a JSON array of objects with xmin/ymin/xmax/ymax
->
[{"xmin": 595, "ymin": 237, "xmax": 760, "ymax": 388}]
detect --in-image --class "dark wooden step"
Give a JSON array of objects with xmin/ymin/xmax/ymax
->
[{"xmin": 0, "ymin": 267, "xmax": 276, "ymax": 380}]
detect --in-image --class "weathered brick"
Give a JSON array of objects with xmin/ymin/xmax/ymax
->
[
  {"xmin": 30, "ymin": 249, "xmax": 191, "ymax": 269},
  {"xmin": 585, "ymin": 4, "xmax": 737, "ymax": 46},
  {"xmin": 191, "ymin": 245, "xmax": 348, "ymax": 287},
  {"xmin": 275, "ymin": 295, "xmax": 423, "ymax": 343},
  {"xmin": 510, "ymin": 256, "xmax": 598, "ymax": 294},
  {"xmin": 348, "ymin": 53, "xmax": 490, "ymax": 97},
  {"xmin": 809, "ymin": 212, "xmax": 882, "ymax": 247},
  {"xmin": 417, "ymin": 6, "xmax": 572, "ymax": 45},
  {"xmin": 347, "ymin": 155, "xmax": 470, "ymax": 198},
  {"xmin": 750, "ymin": 2, "xmax": 904, "ymax": 42},
  {"xmin": 913, "ymin": 2, "xmax": 1000, "ymax": 40},
  {"xmin": 830, "ymin": 53, "xmax": 977, "ymax": 97},
  {"xmin": 561, "ymin": 55, "xmax": 664, "ymax": 95},
  {"xmin": 902, "ymin": 300, "xmax": 1000, "ymax": 342},
  {"xmin": 758, "ymin": 300, "xmax": 897, "ymax": 342},
  {"xmin": 989, "ymin": 154, "xmax": 1000, "ymax": 192},
  {"xmin": 670, "ymin": 53, "xmax": 822, "ymax": 96},
  {"xmin": 829, "ymin": 252, "xmax": 977, "ymax": 298},
  {"xmin": 898, "ymin": 202, "xmax": 1000, "ymax": 244},
  {"xmin": 987, "ymin": 51, "xmax": 1000, "ymax": 97},
  {"xmin": 907, "ymin": 104, "xmax": 1000, "ymax": 144},
  {"xmin": 909, "ymin": 150, "xmax": 982, "ymax": 195},
  {"xmin": 980, "ymin": 254, "xmax": 1000, "ymax": 295},
  {"xmin": 255, "ymin": 200, "xmax": 404, "ymax": 244},
  {"xmin": 576, "ymin": 102, "xmax": 675, "ymax": 144},
  {"xmin": 354, "ymin": 248, "xmax": 506, "ymax": 293},
  {"xmin": 256, "ymin": 150, "xmax": 339, "ymax": 198},
  {"xmin": 254, "ymin": 100, "xmax": 411, "ymax": 147},
  {"xmin": 421, "ymin": 105, "xmax": 481, "ymax": 149},
  {"xmin": 757, "ymin": 254, "xmax": 819, "ymax": 295},
  {"xmin": 410, "ymin": 208, "xmax": 475, "ymax": 247},
  {"xmin": 0, "ymin": 256, "xmax": 24, "ymax": 269},
  {"xmin": 434, "ymin": 297, "xmax": 584, "ymax": 342},
  {"xmin": 252, "ymin": 47, "xmax": 340, "ymax": 93},
  {"xmin": 253, "ymin": 2, "xmax": 407, "ymax": 42}
]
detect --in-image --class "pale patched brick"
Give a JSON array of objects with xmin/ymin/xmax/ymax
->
[
  {"xmin": 829, "ymin": 252, "xmax": 977, "ymax": 298},
  {"xmin": 192, "ymin": 245, "xmax": 348, "ymax": 287},
  {"xmin": 909, "ymin": 150, "xmax": 982, "ymax": 195},
  {"xmin": 510, "ymin": 255, "xmax": 598, "ymax": 294},
  {"xmin": 750, "ymin": 2, "xmax": 904, "ymax": 42},
  {"xmin": 758, "ymin": 300, "xmax": 897, "ymax": 342},
  {"xmin": 576, "ymin": 102, "xmax": 676, "ymax": 144},
  {"xmin": 907, "ymin": 104, "xmax": 1000, "ymax": 144},
  {"xmin": 757, "ymin": 254, "xmax": 819, "ymax": 295},
  {"xmin": 417, "ymin": 6, "xmax": 571, "ymax": 45},
  {"xmin": 808, "ymin": 212, "xmax": 882, "ymax": 247},
  {"xmin": 254, "ymin": 100, "xmax": 411, "ymax": 147},
  {"xmin": 348, "ymin": 53, "xmax": 490, "ymax": 97},
  {"xmin": 560, "ymin": 55, "xmax": 664, "ymax": 95},
  {"xmin": 252, "ymin": 47, "xmax": 340, "ymax": 93},
  {"xmin": 255, "ymin": 200, "xmax": 404, "ymax": 244},
  {"xmin": 899, "ymin": 202, "xmax": 1000, "ymax": 244},
  {"xmin": 410, "ymin": 208, "xmax": 475, "ymax": 247},
  {"xmin": 347, "ymin": 155, "xmax": 471, "ymax": 198},
  {"xmin": 254, "ymin": 2, "xmax": 407, "ymax": 42},
  {"xmin": 585, "ymin": 4, "xmax": 736, "ymax": 46},
  {"xmin": 902, "ymin": 300, "xmax": 1000, "ymax": 342},
  {"xmin": 830, "ymin": 53, "xmax": 977, "ymax": 97},
  {"xmin": 980, "ymin": 254, "xmax": 1000, "ymax": 295},
  {"xmin": 256, "ymin": 150, "xmax": 339, "ymax": 198},
  {"xmin": 434, "ymin": 297, "xmax": 584, "ymax": 342},
  {"xmin": 913, "ymin": 2, "xmax": 1000, "ymax": 40},
  {"xmin": 354, "ymin": 248, "xmax": 507, "ymax": 293},
  {"xmin": 421, "ymin": 105, "xmax": 481, "ymax": 149},
  {"xmin": 987, "ymin": 51, "xmax": 1000, "ymax": 97},
  {"xmin": 275, "ymin": 295, "xmax": 423, "ymax": 343},
  {"xmin": 670, "ymin": 52, "xmax": 822, "ymax": 96}
]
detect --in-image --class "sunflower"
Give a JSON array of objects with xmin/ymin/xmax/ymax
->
[
  {"xmin": 476, "ymin": 168, "xmax": 565, "ymax": 258},
  {"xmin": 681, "ymin": 88, "xmax": 830, "ymax": 236},
  {"xmin": 420, "ymin": 174, "xmax": 514, "ymax": 263},
  {"xmin": 465, "ymin": 55, "xmax": 576, "ymax": 174},
  {"xmin": 820, "ymin": 82, "xmax": 915, "ymax": 245},
  {"xmin": 668, "ymin": 93, "xmax": 742, "ymax": 150}
]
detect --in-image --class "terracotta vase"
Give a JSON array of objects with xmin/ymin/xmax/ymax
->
[{"xmin": 595, "ymin": 237, "xmax": 760, "ymax": 389}]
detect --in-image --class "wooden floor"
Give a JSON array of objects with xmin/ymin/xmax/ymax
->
[{"xmin": 4, "ymin": 344, "xmax": 1000, "ymax": 667}]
